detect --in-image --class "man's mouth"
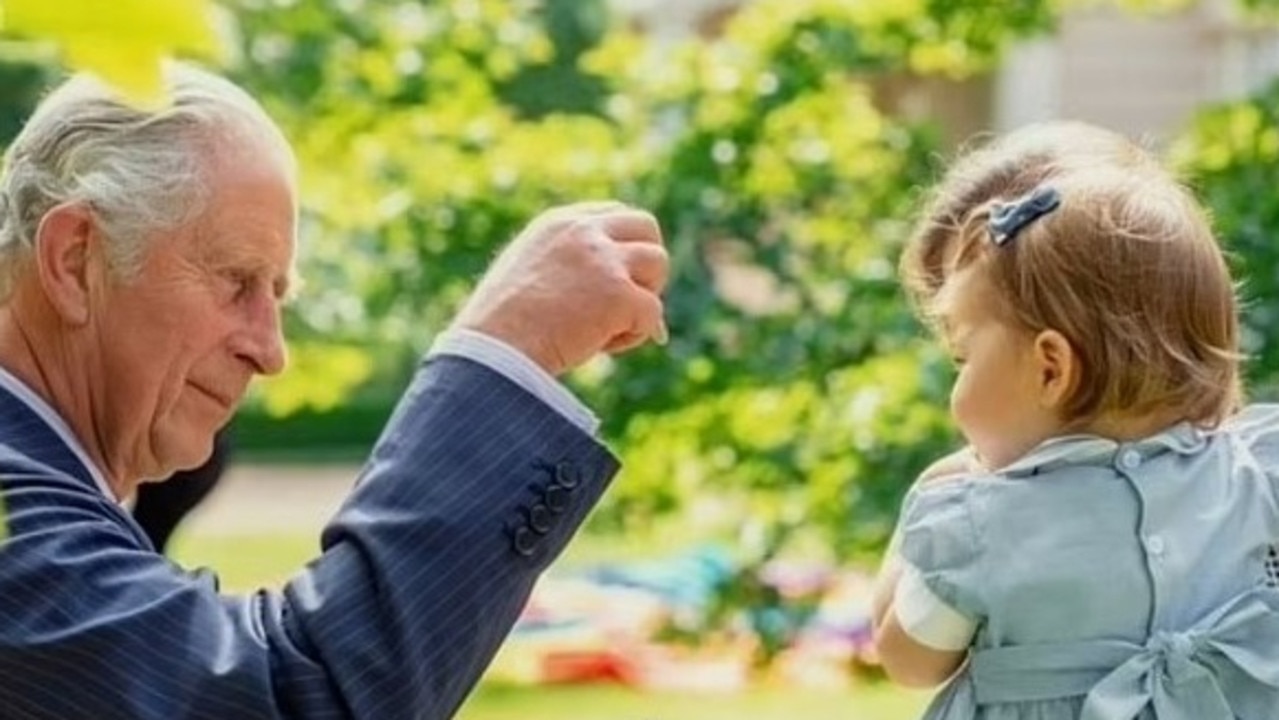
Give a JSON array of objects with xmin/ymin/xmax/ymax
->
[{"xmin": 188, "ymin": 382, "xmax": 237, "ymax": 411}]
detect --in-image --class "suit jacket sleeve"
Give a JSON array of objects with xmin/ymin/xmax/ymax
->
[{"xmin": 0, "ymin": 355, "xmax": 620, "ymax": 720}]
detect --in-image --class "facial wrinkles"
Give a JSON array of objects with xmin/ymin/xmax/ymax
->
[
  {"xmin": 207, "ymin": 258, "xmax": 289, "ymax": 311},
  {"xmin": 73, "ymin": 141, "xmax": 295, "ymax": 491},
  {"xmin": 94, "ymin": 251, "xmax": 188, "ymax": 483},
  {"xmin": 196, "ymin": 206, "xmax": 296, "ymax": 308}
]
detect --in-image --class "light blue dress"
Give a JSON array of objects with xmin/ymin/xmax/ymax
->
[{"xmin": 897, "ymin": 404, "xmax": 1279, "ymax": 720}]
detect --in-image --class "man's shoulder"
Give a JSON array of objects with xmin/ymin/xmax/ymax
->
[
  {"xmin": 0, "ymin": 440, "xmax": 75, "ymax": 482},
  {"xmin": 0, "ymin": 441, "xmax": 143, "ymax": 546}
]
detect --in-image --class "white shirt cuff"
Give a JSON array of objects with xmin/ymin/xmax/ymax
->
[
  {"xmin": 428, "ymin": 328, "xmax": 600, "ymax": 436},
  {"xmin": 893, "ymin": 560, "xmax": 977, "ymax": 651}
]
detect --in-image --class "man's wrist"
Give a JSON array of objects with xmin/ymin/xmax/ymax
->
[
  {"xmin": 428, "ymin": 328, "xmax": 600, "ymax": 436},
  {"xmin": 452, "ymin": 320, "xmax": 567, "ymax": 377}
]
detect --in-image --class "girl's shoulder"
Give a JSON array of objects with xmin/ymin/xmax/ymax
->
[
  {"xmin": 897, "ymin": 474, "xmax": 990, "ymax": 618},
  {"xmin": 1222, "ymin": 403, "xmax": 1279, "ymax": 447},
  {"xmin": 904, "ymin": 468, "xmax": 996, "ymax": 521},
  {"xmin": 1216, "ymin": 404, "xmax": 1279, "ymax": 478}
]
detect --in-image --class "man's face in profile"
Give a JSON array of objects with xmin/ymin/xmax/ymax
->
[{"xmin": 88, "ymin": 136, "xmax": 297, "ymax": 485}]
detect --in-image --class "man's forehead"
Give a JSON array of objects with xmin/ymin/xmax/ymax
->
[{"xmin": 195, "ymin": 221, "xmax": 295, "ymax": 274}]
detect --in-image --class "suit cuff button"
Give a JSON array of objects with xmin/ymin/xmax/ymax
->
[
  {"xmin": 511, "ymin": 526, "xmax": 537, "ymax": 557},
  {"xmin": 554, "ymin": 461, "xmax": 580, "ymax": 488},
  {"xmin": 544, "ymin": 484, "xmax": 570, "ymax": 512},
  {"xmin": 528, "ymin": 503, "xmax": 553, "ymax": 533}
]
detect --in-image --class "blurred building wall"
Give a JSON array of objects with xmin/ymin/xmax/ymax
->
[
  {"xmin": 998, "ymin": 0, "xmax": 1279, "ymax": 143},
  {"xmin": 608, "ymin": 0, "xmax": 1279, "ymax": 147}
]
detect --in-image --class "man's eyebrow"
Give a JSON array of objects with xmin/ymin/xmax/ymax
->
[{"xmin": 201, "ymin": 256, "xmax": 295, "ymax": 306}]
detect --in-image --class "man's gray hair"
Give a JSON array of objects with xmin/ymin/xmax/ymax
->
[{"xmin": 0, "ymin": 62, "xmax": 295, "ymax": 301}]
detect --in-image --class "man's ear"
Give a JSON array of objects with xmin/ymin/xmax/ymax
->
[
  {"xmin": 1033, "ymin": 329, "xmax": 1078, "ymax": 411},
  {"xmin": 33, "ymin": 202, "xmax": 98, "ymax": 325}
]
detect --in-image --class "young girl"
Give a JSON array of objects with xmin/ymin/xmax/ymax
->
[{"xmin": 872, "ymin": 122, "xmax": 1279, "ymax": 719}]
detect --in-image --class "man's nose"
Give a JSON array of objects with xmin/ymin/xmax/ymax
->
[{"xmin": 234, "ymin": 295, "xmax": 287, "ymax": 376}]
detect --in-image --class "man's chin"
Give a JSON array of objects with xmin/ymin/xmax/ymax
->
[{"xmin": 148, "ymin": 433, "xmax": 217, "ymax": 481}]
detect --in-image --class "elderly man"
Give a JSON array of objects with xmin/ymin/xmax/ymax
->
[{"xmin": 0, "ymin": 65, "xmax": 667, "ymax": 719}]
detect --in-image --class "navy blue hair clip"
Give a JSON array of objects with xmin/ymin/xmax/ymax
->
[{"xmin": 988, "ymin": 186, "xmax": 1061, "ymax": 246}]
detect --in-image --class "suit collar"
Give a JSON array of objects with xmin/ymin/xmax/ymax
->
[{"xmin": 0, "ymin": 365, "xmax": 115, "ymax": 500}]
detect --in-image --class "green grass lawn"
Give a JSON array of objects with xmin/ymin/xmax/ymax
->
[
  {"xmin": 171, "ymin": 531, "xmax": 929, "ymax": 720},
  {"xmin": 458, "ymin": 682, "xmax": 928, "ymax": 720}
]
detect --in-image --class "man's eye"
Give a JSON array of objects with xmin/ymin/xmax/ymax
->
[
  {"xmin": 222, "ymin": 270, "xmax": 254, "ymax": 298},
  {"xmin": 950, "ymin": 356, "xmax": 967, "ymax": 367}
]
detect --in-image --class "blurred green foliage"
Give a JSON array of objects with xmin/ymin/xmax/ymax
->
[
  {"xmin": 1173, "ymin": 79, "xmax": 1279, "ymax": 397},
  {"xmin": 219, "ymin": 0, "xmax": 1069, "ymax": 558},
  {"xmin": 569, "ymin": 0, "xmax": 1068, "ymax": 552},
  {"xmin": 215, "ymin": 0, "xmax": 1279, "ymax": 560}
]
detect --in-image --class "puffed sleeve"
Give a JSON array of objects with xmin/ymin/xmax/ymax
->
[
  {"xmin": 893, "ymin": 480, "xmax": 986, "ymax": 629},
  {"xmin": 1226, "ymin": 403, "xmax": 1279, "ymax": 541}
]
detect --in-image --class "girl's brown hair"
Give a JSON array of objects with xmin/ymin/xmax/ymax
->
[{"xmin": 902, "ymin": 122, "xmax": 1240, "ymax": 427}]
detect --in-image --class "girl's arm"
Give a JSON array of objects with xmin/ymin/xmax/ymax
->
[
  {"xmin": 871, "ymin": 581, "xmax": 969, "ymax": 687},
  {"xmin": 870, "ymin": 449, "xmax": 977, "ymax": 687}
]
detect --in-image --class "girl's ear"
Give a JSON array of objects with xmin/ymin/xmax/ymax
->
[{"xmin": 1032, "ymin": 329, "xmax": 1078, "ymax": 411}]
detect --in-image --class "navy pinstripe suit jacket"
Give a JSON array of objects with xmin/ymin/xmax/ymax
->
[{"xmin": 0, "ymin": 355, "xmax": 618, "ymax": 719}]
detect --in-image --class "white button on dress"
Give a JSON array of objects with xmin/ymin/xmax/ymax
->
[{"xmin": 1119, "ymin": 449, "xmax": 1142, "ymax": 469}]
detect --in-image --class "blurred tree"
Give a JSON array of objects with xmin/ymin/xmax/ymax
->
[
  {"xmin": 223, "ymin": 0, "xmax": 634, "ymax": 414},
  {"xmin": 0, "ymin": 63, "xmax": 53, "ymax": 145},
  {"xmin": 1172, "ymin": 78, "xmax": 1279, "ymax": 397},
  {"xmin": 220, "ymin": 0, "xmax": 1067, "ymax": 559},
  {"xmin": 232, "ymin": 0, "xmax": 1279, "ymax": 561},
  {"xmin": 574, "ymin": 0, "xmax": 1062, "ymax": 555},
  {"xmin": 499, "ymin": 0, "xmax": 611, "ymax": 117},
  {"xmin": 0, "ymin": 0, "xmax": 223, "ymax": 104}
]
